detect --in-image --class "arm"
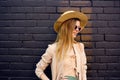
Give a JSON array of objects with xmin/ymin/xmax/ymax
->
[{"xmin": 35, "ymin": 45, "xmax": 53, "ymax": 80}]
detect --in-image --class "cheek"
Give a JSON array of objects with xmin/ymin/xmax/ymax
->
[
  {"xmin": 72, "ymin": 31, "xmax": 78, "ymax": 37},
  {"xmin": 73, "ymin": 30, "xmax": 78, "ymax": 34}
]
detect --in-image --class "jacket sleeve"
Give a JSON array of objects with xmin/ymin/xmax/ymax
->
[
  {"xmin": 35, "ymin": 44, "xmax": 53, "ymax": 80},
  {"xmin": 80, "ymin": 43, "xmax": 87, "ymax": 80}
]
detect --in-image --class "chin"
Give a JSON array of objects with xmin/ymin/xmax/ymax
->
[{"xmin": 72, "ymin": 34, "xmax": 77, "ymax": 38}]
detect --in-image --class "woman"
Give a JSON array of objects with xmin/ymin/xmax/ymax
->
[{"xmin": 35, "ymin": 10, "xmax": 88, "ymax": 80}]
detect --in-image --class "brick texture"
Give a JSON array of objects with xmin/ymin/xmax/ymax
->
[{"xmin": 0, "ymin": 0, "xmax": 120, "ymax": 80}]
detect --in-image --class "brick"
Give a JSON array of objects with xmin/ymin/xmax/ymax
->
[
  {"xmin": 8, "ymin": 34, "xmax": 20, "ymax": 41},
  {"xmin": 57, "ymin": 7, "xmax": 80, "ymax": 13},
  {"xmin": 10, "ymin": 63, "xmax": 34, "ymax": 70},
  {"xmin": 97, "ymin": 71, "xmax": 107, "ymax": 77},
  {"xmin": 32, "ymin": 49, "xmax": 45, "ymax": 56},
  {"xmin": 70, "ymin": 1, "xmax": 91, "ymax": 7},
  {"xmin": 45, "ymin": 7, "xmax": 56, "ymax": 13},
  {"xmin": 23, "ymin": 41, "xmax": 50, "ymax": 48},
  {"xmin": 105, "ymin": 35, "xmax": 120, "ymax": 41},
  {"xmin": 8, "ymin": 48, "xmax": 33, "ymax": 55},
  {"xmin": 50, "ymin": 14, "xmax": 60, "ymax": 20},
  {"xmin": 107, "ymin": 63, "xmax": 120, "ymax": 70},
  {"xmin": 114, "ymin": 1, "xmax": 120, "ymax": 7},
  {"xmin": 90, "ymin": 21, "xmax": 108, "ymax": 27},
  {"xmin": 87, "ymin": 56, "xmax": 95, "ymax": 63},
  {"xmin": 81, "ymin": 7, "xmax": 103, "ymax": 13},
  {"xmin": 13, "ymin": 20, "xmax": 36, "ymax": 27},
  {"xmin": 46, "ymin": 0, "xmax": 69, "ymax": 7},
  {"xmin": 96, "ymin": 42, "xmax": 120, "ymax": 49},
  {"xmin": 0, "ymin": 27, "xmax": 26, "ymax": 34},
  {"xmin": 0, "ymin": 70, "xmax": 11, "ymax": 77},
  {"xmin": 0, "ymin": 55, "xmax": 22, "ymax": 62},
  {"xmin": 8, "ymin": 34, "xmax": 33, "ymax": 41},
  {"xmin": 81, "ymin": 34, "xmax": 104, "ymax": 41},
  {"xmin": 10, "ymin": 70, "xmax": 35, "ymax": 77},
  {"xmin": 0, "ymin": 14, "xmax": 26, "ymax": 20},
  {"xmin": 88, "ymin": 63, "xmax": 107, "ymax": 70},
  {"xmin": 108, "ymin": 21, "xmax": 120, "ymax": 27},
  {"xmin": 0, "ymin": 63, "xmax": 9, "ymax": 69},
  {"xmin": 22, "ymin": 0, "xmax": 45, "ymax": 7},
  {"xmin": 0, "ymin": 48, "xmax": 8, "ymax": 55},
  {"xmin": 9, "ymin": 0, "xmax": 23, "ymax": 7},
  {"xmin": 70, "ymin": 1, "xmax": 91, "ymax": 6},
  {"xmin": 93, "ymin": 1, "xmax": 114, "ymax": 7},
  {"xmin": 106, "ymin": 49, "xmax": 120, "ymax": 56},
  {"xmin": 95, "ymin": 56, "xmax": 119, "ymax": 63},
  {"xmin": 0, "ymin": 34, "xmax": 9, "ymax": 41},
  {"xmin": 0, "ymin": 41, "xmax": 22, "ymax": 48},
  {"xmin": 25, "ymin": 27, "xmax": 54, "ymax": 34},
  {"xmin": 0, "ymin": 0, "xmax": 23, "ymax": 7},
  {"xmin": 0, "ymin": 7, "xmax": 11, "ymax": 13},
  {"xmin": 86, "ymin": 14, "xmax": 97, "ymax": 20},
  {"xmin": 9, "ymin": 48, "xmax": 44, "ymax": 56},
  {"xmin": 87, "ymin": 70, "xmax": 97, "ymax": 77},
  {"xmin": 104, "ymin": 7, "xmax": 120, "ymax": 13},
  {"xmin": 98, "ymin": 28, "xmax": 120, "ymax": 34},
  {"xmin": 88, "ymin": 77, "xmax": 104, "ymax": 80},
  {"xmin": 10, "ymin": 7, "xmax": 34, "ymax": 13},
  {"xmin": 85, "ymin": 21, "xmax": 92, "ymax": 27},
  {"xmin": 0, "ymin": 20, "xmax": 14, "ymax": 27},
  {"xmin": 98, "ymin": 71, "xmax": 120, "ymax": 77},
  {"xmin": 26, "ymin": 14, "xmax": 49, "ymax": 20},
  {"xmin": 86, "ymin": 49, "xmax": 105, "ymax": 56},
  {"xmin": 0, "ymin": 78, "xmax": 8, "ymax": 80},
  {"xmin": 33, "ymin": 7, "xmax": 46, "ymax": 13},
  {"xmin": 83, "ymin": 42, "xmax": 95, "ymax": 48},
  {"xmin": 105, "ymin": 77, "xmax": 120, "ymax": 80},
  {"xmin": 97, "ymin": 14, "xmax": 120, "ymax": 20},
  {"xmin": 37, "ymin": 20, "xmax": 54, "ymax": 27},
  {"xmin": 81, "ymin": 28, "xmax": 98, "ymax": 34},
  {"xmin": 33, "ymin": 34, "xmax": 56, "ymax": 41},
  {"xmin": 10, "ymin": 77, "xmax": 35, "ymax": 80},
  {"xmin": 22, "ymin": 56, "xmax": 40, "ymax": 63}
]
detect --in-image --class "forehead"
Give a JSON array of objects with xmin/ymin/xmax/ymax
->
[{"xmin": 75, "ymin": 20, "xmax": 80, "ymax": 25}]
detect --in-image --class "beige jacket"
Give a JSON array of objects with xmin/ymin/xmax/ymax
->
[{"xmin": 35, "ymin": 42, "xmax": 87, "ymax": 80}]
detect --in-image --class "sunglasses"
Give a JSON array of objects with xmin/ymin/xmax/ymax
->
[{"xmin": 74, "ymin": 25, "xmax": 81, "ymax": 31}]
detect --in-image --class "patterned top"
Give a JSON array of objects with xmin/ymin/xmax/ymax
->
[{"xmin": 62, "ymin": 49, "xmax": 77, "ymax": 79}]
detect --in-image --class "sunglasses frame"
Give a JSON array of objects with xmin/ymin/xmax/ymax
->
[{"xmin": 74, "ymin": 25, "xmax": 81, "ymax": 31}]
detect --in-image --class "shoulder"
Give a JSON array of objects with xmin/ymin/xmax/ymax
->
[
  {"xmin": 47, "ymin": 42, "xmax": 57, "ymax": 52},
  {"xmin": 43, "ymin": 43, "xmax": 57, "ymax": 57},
  {"xmin": 77, "ymin": 42, "xmax": 85, "ymax": 48},
  {"xmin": 48, "ymin": 42, "xmax": 57, "ymax": 49}
]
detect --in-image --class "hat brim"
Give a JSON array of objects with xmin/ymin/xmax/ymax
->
[{"xmin": 54, "ymin": 11, "xmax": 88, "ymax": 33}]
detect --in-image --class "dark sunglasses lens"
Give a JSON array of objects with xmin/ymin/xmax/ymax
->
[
  {"xmin": 75, "ymin": 26, "xmax": 77, "ymax": 30},
  {"xmin": 74, "ymin": 26, "xmax": 81, "ymax": 31},
  {"xmin": 78, "ymin": 28, "xmax": 81, "ymax": 31}
]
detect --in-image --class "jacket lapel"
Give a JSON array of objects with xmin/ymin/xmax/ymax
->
[{"xmin": 73, "ymin": 43, "xmax": 82, "ymax": 80}]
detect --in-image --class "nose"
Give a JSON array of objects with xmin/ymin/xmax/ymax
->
[
  {"xmin": 75, "ymin": 28, "xmax": 80, "ymax": 33},
  {"xmin": 76, "ymin": 28, "xmax": 79, "ymax": 31}
]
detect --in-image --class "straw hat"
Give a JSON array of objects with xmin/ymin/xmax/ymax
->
[{"xmin": 54, "ymin": 10, "xmax": 88, "ymax": 33}]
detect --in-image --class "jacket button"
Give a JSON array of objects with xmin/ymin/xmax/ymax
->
[{"xmin": 59, "ymin": 73, "xmax": 63, "ymax": 80}]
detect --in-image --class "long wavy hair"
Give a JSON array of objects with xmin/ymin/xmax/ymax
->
[{"xmin": 55, "ymin": 18, "xmax": 80, "ymax": 61}]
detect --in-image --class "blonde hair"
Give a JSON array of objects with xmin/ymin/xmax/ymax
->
[{"xmin": 55, "ymin": 18, "xmax": 80, "ymax": 61}]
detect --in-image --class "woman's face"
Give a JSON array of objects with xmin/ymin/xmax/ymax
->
[{"xmin": 72, "ymin": 20, "xmax": 81, "ymax": 38}]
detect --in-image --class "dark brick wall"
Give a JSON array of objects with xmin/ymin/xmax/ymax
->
[{"xmin": 0, "ymin": 0, "xmax": 120, "ymax": 80}]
